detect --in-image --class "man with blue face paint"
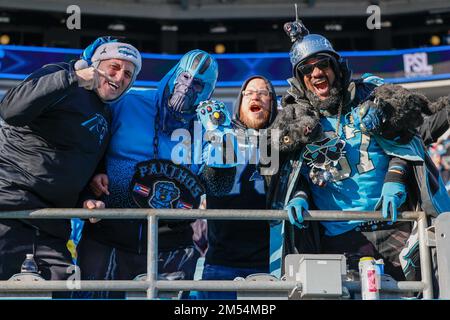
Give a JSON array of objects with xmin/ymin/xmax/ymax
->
[{"xmin": 75, "ymin": 50, "xmax": 221, "ymax": 299}]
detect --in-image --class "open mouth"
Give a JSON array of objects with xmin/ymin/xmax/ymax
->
[
  {"xmin": 250, "ymin": 105, "xmax": 262, "ymax": 113},
  {"xmin": 312, "ymin": 78, "xmax": 330, "ymax": 96},
  {"xmin": 108, "ymin": 81, "xmax": 119, "ymax": 91}
]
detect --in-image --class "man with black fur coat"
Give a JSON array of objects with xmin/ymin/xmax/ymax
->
[{"xmin": 267, "ymin": 21, "xmax": 450, "ymax": 288}]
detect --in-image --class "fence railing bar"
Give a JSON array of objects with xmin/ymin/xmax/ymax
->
[
  {"xmin": 147, "ymin": 215, "xmax": 158, "ymax": 299},
  {"xmin": 0, "ymin": 279, "xmax": 425, "ymax": 293},
  {"xmin": 0, "ymin": 209, "xmax": 422, "ymax": 221},
  {"xmin": 0, "ymin": 209, "xmax": 430, "ymax": 299},
  {"xmin": 0, "ymin": 281, "xmax": 148, "ymax": 291},
  {"xmin": 156, "ymin": 280, "xmax": 426, "ymax": 293}
]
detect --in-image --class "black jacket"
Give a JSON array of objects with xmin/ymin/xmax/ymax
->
[
  {"xmin": 205, "ymin": 75, "xmax": 279, "ymax": 269},
  {"xmin": 419, "ymin": 106, "xmax": 450, "ymax": 146},
  {"xmin": 0, "ymin": 62, "xmax": 111, "ymax": 239}
]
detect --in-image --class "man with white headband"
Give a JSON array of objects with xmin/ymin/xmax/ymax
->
[{"xmin": 0, "ymin": 36, "xmax": 141, "ymax": 287}]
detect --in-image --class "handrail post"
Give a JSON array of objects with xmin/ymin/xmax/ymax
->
[
  {"xmin": 417, "ymin": 211, "xmax": 433, "ymax": 299},
  {"xmin": 146, "ymin": 213, "xmax": 158, "ymax": 299}
]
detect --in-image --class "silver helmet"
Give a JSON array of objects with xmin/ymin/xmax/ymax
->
[{"xmin": 289, "ymin": 34, "xmax": 340, "ymax": 72}]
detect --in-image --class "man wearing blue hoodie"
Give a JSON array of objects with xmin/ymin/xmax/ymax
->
[{"xmin": 76, "ymin": 50, "xmax": 220, "ymax": 298}]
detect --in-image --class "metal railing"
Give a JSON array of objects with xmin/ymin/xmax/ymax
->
[{"xmin": 0, "ymin": 209, "xmax": 434, "ymax": 299}]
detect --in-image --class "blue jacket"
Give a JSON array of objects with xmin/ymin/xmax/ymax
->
[{"xmin": 83, "ymin": 62, "xmax": 202, "ymax": 253}]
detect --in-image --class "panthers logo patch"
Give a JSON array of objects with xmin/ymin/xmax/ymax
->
[
  {"xmin": 130, "ymin": 159, "xmax": 205, "ymax": 209},
  {"xmin": 81, "ymin": 113, "xmax": 109, "ymax": 146}
]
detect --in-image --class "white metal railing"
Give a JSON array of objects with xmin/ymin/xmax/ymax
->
[{"xmin": 0, "ymin": 209, "xmax": 434, "ymax": 299}]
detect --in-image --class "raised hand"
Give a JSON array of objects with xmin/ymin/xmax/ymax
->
[
  {"xmin": 75, "ymin": 67, "xmax": 114, "ymax": 91},
  {"xmin": 351, "ymin": 100, "xmax": 385, "ymax": 134}
]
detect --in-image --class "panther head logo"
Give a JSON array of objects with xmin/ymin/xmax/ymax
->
[
  {"xmin": 303, "ymin": 136, "xmax": 345, "ymax": 170},
  {"xmin": 148, "ymin": 181, "xmax": 180, "ymax": 209}
]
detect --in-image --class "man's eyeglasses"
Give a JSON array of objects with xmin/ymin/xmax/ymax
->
[
  {"xmin": 242, "ymin": 89, "xmax": 270, "ymax": 97},
  {"xmin": 297, "ymin": 57, "xmax": 331, "ymax": 76}
]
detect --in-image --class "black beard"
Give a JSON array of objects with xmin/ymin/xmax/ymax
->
[{"xmin": 305, "ymin": 86, "xmax": 344, "ymax": 117}]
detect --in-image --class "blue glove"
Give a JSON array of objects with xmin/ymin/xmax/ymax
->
[
  {"xmin": 197, "ymin": 100, "xmax": 237, "ymax": 168},
  {"xmin": 375, "ymin": 182, "xmax": 407, "ymax": 222},
  {"xmin": 285, "ymin": 197, "xmax": 309, "ymax": 229},
  {"xmin": 196, "ymin": 100, "xmax": 232, "ymax": 131},
  {"xmin": 351, "ymin": 100, "xmax": 385, "ymax": 134}
]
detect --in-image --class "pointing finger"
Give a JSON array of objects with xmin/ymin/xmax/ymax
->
[
  {"xmin": 100, "ymin": 185, "xmax": 110, "ymax": 196},
  {"xmin": 96, "ymin": 68, "xmax": 114, "ymax": 83},
  {"xmin": 382, "ymin": 197, "xmax": 389, "ymax": 219}
]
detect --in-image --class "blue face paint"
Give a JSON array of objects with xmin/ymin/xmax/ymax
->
[{"xmin": 167, "ymin": 50, "xmax": 218, "ymax": 121}]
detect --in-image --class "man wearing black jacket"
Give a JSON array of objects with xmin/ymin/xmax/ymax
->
[
  {"xmin": 0, "ymin": 37, "xmax": 141, "ymax": 282},
  {"xmin": 198, "ymin": 75, "xmax": 278, "ymax": 299}
]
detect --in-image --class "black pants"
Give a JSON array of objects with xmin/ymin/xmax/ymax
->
[
  {"xmin": 0, "ymin": 220, "xmax": 73, "ymax": 281},
  {"xmin": 74, "ymin": 234, "xmax": 200, "ymax": 299},
  {"xmin": 320, "ymin": 222, "xmax": 413, "ymax": 281}
]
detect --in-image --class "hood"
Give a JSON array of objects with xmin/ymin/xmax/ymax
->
[
  {"xmin": 155, "ymin": 50, "xmax": 218, "ymax": 133},
  {"xmin": 155, "ymin": 65, "xmax": 180, "ymax": 134},
  {"xmin": 232, "ymin": 75, "xmax": 278, "ymax": 129}
]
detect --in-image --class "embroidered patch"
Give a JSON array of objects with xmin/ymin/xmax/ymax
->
[
  {"xmin": 130, "ymin": 159, "xmax": 205, "ymax": 209},
  {"xmin": 132, "ymin": 183, "xmax": 150, "ymax": 197}
]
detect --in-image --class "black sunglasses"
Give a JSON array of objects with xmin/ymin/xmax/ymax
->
[{"xmin": 297, "ymin": 57, "xmax": 331, "ymax": 76}]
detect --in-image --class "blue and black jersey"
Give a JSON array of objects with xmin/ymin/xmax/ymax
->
[{"xmin": 302, "ymin": 115, "xmax": 390, "ymax": 236}]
